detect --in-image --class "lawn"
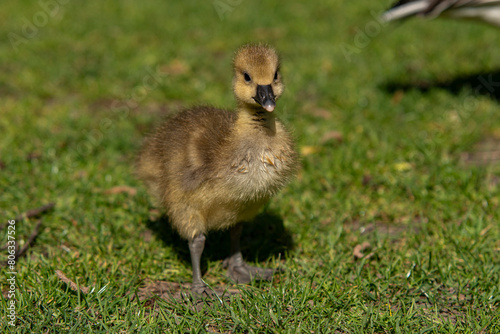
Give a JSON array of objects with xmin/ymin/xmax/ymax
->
[{"xmin": 1, "ymin": 0, "xmax": 499, "ymax": 332}]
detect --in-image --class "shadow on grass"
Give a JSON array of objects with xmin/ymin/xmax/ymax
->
[
  {"xmin": 145, "ymin": 212, "xmax": 294, "ymax": 274},
  {"xmin": 383, "ymin": 69, "xmax": 500, "ymax": 103}
]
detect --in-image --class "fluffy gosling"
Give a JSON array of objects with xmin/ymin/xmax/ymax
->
[{"xmin": 136, "ymin": 44, "xmax": 298, "ymax": 295}]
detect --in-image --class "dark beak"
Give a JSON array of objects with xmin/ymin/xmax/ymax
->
[{"xmin": 253, "ymin": 85, "xmax": 276, "ymax": 112}]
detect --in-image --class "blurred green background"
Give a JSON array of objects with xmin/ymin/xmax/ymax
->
[{"xmin": 1, "ymin": 0, "xmax": 499, "ymax": 332}]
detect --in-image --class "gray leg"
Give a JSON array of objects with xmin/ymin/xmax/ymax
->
[
  {"xmin": 229, "ymin": 223, "xmax": 245, "ymax": 266},
  {"xmin": 188, "ymin": 233, "xmax": 207, "ymax": 294},
  {"xmin": 224, "ymin": 223, "xmax": 275, "ymax": 283}
]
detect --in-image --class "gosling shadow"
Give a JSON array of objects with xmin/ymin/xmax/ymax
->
[
  {"xmin": 145, "ymin": 212, "xmax": 294, "ymax": 274},
  {"xmin": 382, "ymin": 70, "xmax": 500, "ymax": 103}
]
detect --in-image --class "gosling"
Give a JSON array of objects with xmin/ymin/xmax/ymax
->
[{"xmin": 136, "ymin": 44, "xmax": 298, "ymax": 295}]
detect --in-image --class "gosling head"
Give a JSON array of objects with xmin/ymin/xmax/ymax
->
[{"xmin": 233, "ymin": 44, "xmax": 284, "ymax": 112}]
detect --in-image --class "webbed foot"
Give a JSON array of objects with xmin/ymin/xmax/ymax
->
[
  {"xmin": 229, "ymin": 263, "xmax": 275, "ymax": 283},
  {"xmin": 223, "ymin": 257, "xmax": 277, "ymax": 283},
  {"xmin": 224, "ymin": 223, "xmax": 281, "ymax": 284}
]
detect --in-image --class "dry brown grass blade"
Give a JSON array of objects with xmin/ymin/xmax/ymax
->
[
  {"xmin": 1, "ymin": 219, "xmax": 43, "ymax": 266},
  {"xmin": 14, "ymin": 202, "xmax": 55, "ymax": 223},
  {"xmin": 15, "ymin": 219, "xmax": 43, "ymax": 260},
  {"xmin": 55, "ymin": 270, "xmax": 90, "ymax": 294}
]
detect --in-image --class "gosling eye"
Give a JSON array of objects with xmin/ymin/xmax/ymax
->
[
  {"xmin": 243, "ymin": 72, "xmax": 252, "ymax": 83},
  {"xmin": 274, "ymin": 71, "xmax": 279, "ymax": 82}
]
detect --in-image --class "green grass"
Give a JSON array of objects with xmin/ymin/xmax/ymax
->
[{"xmin": 1, "ymin": 0, "xmax": 500, "ymax": 332}]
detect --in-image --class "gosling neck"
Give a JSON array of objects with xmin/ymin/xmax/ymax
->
[{"xmin": 237, "ymin": 102, "xmax": 277, "ymax": 134}]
